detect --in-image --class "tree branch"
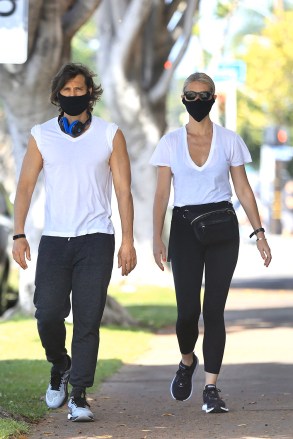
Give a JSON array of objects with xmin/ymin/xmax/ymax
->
[
  {"xmin": 61, "ymin": 0, "xmax": 75, "ymax": 15},
  {"xmin": 149, "ymin": 0, "xmax": 200, "ymax": 103},
  {"xmin": 109, "ymin": 0, "xmax": 128, "ymax": 34},
  {"xmin": 165, "ymin": 0, "xmax": 182, "ymax": 24},
  {"xmin": 25, "ymin": 1, "xmax": 63, "ymax": 82},
  {"xmin": 112, "ymin": 0, "xmax": 153, "ymax": 69},
  {"xmin": 27, "ymin": 0, "xmax": 45, "ymax": 56},
  {"xmin": 97, "ymin": 1, "xmax": 113, "ymax": 70},
  {"xmin": 62, "ymin": 0, "xmax": 101, "ymax": 40}
]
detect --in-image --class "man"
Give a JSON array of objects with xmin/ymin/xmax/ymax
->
[{"xmin": 12, "ymin": 63, "xmax": 137, "ymax": 422}]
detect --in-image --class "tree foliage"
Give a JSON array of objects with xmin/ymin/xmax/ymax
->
[
  {"xmin": 241, "ymin": 11, "xmax": 293, "ymax": 127},
  {"xmin": 231, "ymin": 10, "xmax": 293, "ymax": 164}
]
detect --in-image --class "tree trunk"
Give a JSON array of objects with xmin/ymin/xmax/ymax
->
[
  {"xmin": 97, "ymin": 0, "xmax": 200, "ymax": 284},
  {"xmin": 0, "ymin": 0, "xmax": 101, "ymax": 314}
]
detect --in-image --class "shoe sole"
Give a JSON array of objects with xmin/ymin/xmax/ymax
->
[
  {"xmin": 170, "ymin": 356, "xmax": 199, "ymax": 401},
  {"xmin": 202, "ymin": 403, "xmax": 229, "ymax": 413},
  {"xmin": 68, "ymin": 413, "xmax": 94, "ymax": 422}
]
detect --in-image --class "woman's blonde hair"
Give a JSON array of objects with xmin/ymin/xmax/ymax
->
[{"xmin": 183, "ymin": 72, "xmax": 215, "ymax": 95}]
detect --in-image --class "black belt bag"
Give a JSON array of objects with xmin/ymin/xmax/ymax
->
[{"xmin": 183, "ymin": 207, "xmax": 238, "ymax": 245}]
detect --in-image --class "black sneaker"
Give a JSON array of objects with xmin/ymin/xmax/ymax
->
[
  {"xmin": 170, "ymin": 353, "xmax": 198, "ymax": 401},
  {"xmin": 202, "ymin": 384, "xmax": 229, "ymax": 413},
  {"xmin": 45, "ymin": 355, "xmax": 71, "ymax": 409},
  {"xmin": 68, "ymin": 389, "xmax": 94, "ymax": 422}
]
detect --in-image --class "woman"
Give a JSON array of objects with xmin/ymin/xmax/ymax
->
[{"xmin": 150, "ymin": 72, "xmax": 272, "ymax": 413}]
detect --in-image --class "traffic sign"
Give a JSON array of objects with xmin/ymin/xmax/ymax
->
[
  {"xmin": 214, "ymin": 60, "xmax": 246, "ymax": 84},
  {"xmin": 0, "ymin": 0, "xmax": 29, "ymax": 64}
]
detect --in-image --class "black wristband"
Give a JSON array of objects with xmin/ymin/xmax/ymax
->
[
  {"xmin": 13, "ymin": 234, "xmax": 26, "ymax": 240},
  {"xmin": 249, "ymin": 227, "xmax": 265, "ymax": 239}
]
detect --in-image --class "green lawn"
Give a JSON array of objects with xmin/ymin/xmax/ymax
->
[
  {"xmin": 109, "ymin": 284, "xmax": 177, "ymax": 328},
  {"xmin": 0, "ymin": 284, "xmax": 177, "ymax": 438}
]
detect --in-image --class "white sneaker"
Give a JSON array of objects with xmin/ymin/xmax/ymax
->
[
  {"xmin": 68, "ymin": 392, "xmax": 94, "ymax": 422},
  {"xmin": 45, "ymin": 359, "xmax": 71, "ymax": 409}
]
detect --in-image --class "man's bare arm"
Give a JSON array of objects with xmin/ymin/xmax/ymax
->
[
  {"xmin": 12, "ymin": 135, "xmax": 43, "ymax": 269},
  {"xmin": 110, "ymin": 129, "xmax": 137, "ymax": 276}
]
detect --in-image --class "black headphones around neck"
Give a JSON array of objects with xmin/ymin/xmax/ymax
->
[{"xmin": 58, "ymin": 112, "xmax": 92, "ymax": 137}]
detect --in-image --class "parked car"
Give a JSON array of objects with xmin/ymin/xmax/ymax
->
[{"xmin": 0, "ymin": 182, "xmax": 17, "ymax": 316}]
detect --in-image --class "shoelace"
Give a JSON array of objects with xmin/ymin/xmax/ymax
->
[
  {"xmin": 71, "ymin": 393, "xmax": 90, "ymax": 408},
  {"xmin": 175, "ymin": 367, "xmax": 192, "ymax": 386},
  {"xmin": 205, "ymin": 387, "xmax": 222, "ymax": 400},
  {"xmin": 50, "ymin": 371, "xmax": 62, "ymax": 391}
]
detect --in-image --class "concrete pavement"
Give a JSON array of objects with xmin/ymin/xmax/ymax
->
[{"xmin": 232, "ymin": 233, "xmax": 293, "ymax": 290}]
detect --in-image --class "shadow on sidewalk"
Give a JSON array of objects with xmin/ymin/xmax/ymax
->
[
  {"xmin": 224, "ymin": 307, "xmax": 293, "ymax": 331},
  {"xmin": 231, "ymin": 276, "xmax": 293, "ymax": 290},
  {"xmin": 186, "ymin": 303, "xmax": 293, "ymax": 335}
]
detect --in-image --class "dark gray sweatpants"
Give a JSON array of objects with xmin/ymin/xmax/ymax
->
[{"xmin": 34, "ymin": 232, "xmax": 115, "ymax": 389}]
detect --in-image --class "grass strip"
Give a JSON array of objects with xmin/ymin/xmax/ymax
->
[{"xmin": 0, "ymin": 284, "xmax": 176, "ymax": 437}]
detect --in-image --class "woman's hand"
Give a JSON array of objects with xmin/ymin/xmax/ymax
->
[
  {"xmin": 256, "ymin": 238, "xmax": 272, "ymax": 267},
  {"xmin": 153, "ymin": 236, "xmax": 167, "ymax": 271}
]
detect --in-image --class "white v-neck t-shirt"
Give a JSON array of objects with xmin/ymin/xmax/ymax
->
[{"xmin": 149, "ymin": 123, "xmax": 252, "ymax": 206}]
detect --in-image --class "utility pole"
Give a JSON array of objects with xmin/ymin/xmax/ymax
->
[{"xmin": 271, "ymin": 160, "xmax": 283, "ymax": 234}]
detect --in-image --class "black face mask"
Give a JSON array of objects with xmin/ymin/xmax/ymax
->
[
  {"xmin": 182, "ymin": 97, "xmax": 215, "ymax": 122},
  {"xmin": 58, "ymin": 92, "xmax": 91, "ymax": 116}
]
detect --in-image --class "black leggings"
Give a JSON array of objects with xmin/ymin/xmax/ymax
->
[{"xmin": 168, "ymin": 202, "xmax": 239, "ymax": 374}]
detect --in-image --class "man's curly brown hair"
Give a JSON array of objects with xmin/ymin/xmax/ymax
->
[{"xmin": 50, "ymin": 63, "xmax": 103, "ymax": 113}]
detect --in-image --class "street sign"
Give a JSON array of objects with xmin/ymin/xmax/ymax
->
[
  {"xmin": 0, "ymin": 0, "xmax": 29, "ymax": 64},
  {"xmin": 214, "ymin": 60, "xmax": 246, "ymax": 84}
]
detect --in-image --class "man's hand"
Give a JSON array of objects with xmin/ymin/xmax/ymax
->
[
  {"xmin": 118, "ymin": 241, "xmax": 137, "ymax": 276},
  {"xmin": 12, "ymin": 238, "xmax": 31, "ymax": 270}
]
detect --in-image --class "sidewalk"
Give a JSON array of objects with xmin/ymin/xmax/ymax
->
[{"xmin": 29, "ymin": 288, "xmax": 293, "ymax": 439}]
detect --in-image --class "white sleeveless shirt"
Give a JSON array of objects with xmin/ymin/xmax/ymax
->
[
  {"xmin": 150, "ymin": 123, "xmax": 252, "ymax": 206},
  {"xmin": 31, "ymin": 115, "xmax": 118, "ymax": 237}
]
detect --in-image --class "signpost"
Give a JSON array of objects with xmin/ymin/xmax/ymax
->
[
  {"xmin": 259, "ymin": 144, "xmax": 293, "ymax": 234},
  {"xmin": 211, "ymin": 60, "xmax": 246, "ymax": 131}
]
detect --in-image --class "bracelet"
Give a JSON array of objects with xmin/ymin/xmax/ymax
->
[
  {"xmin": 249, "ymin": 227, "xmax": 265, "ymax": 238},
  {"xmin": 13, "ymin": 234, "xmax": 26, "ymax": 240},
  {"xmin": 256, "ymin": 237, "xmax": 267, "ymax": 241}
]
